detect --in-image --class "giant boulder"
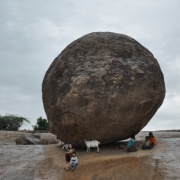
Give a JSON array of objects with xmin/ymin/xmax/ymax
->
[{"xmin": 42, "ymin": 32, "xmax": 165, "ymax": 147}]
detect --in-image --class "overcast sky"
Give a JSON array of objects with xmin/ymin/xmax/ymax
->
[{"xmin": 0, "ymin": 0, "xmax": 179, "ymax": 130}]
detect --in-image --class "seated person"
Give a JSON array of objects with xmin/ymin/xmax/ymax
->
[
  {"xmin": 64, "ymin": 152, "xmax": 78, "ymax": 171},
  {"xmin": 149, "ymin": 132, "xmax": 156, "ymax": 147},
  {"xmin": 65, "ymin": 144, "xmax": 75, "ymax": 162},
  {"xmin": 142, "ymin": 136, "xmax": 152, "ymax": 150},
  {"xmin": 127, "ymin": 135, "xmax": 138, "ymax": 152}
]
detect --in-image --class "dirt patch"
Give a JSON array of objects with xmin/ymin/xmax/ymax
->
[{"xmin": 63, "ymin": 156, "xmax": 163, "ymax": 180}]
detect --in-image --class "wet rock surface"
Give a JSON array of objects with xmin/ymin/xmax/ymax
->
[{"xmin": 42, "ymin": 32, "xmax": 165, "ymax": 146}]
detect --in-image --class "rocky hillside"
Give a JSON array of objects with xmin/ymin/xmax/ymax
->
[{"xmin": 0, "ymin": 131, "xmax": 180, "ymax": 180}]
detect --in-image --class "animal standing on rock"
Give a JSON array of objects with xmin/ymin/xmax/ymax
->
[
  {"xmin": 84, "ymin": 139, "xmax": 100, "ymax": 153},
  {"xmin": 42, "ymin": 32, "xmax": 166, "ymax": 147}
]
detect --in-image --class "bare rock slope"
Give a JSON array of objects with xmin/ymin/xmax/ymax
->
[
  {"xmin": 42, "ymin": 32, "xmax": 165, "ymax": 146},
  {"xmin": 0, "ymin": 131, "xmax": 58, "ymax": 145},
  {"xmin": 0, "ymin": 131, "xmax": 180, "ymax": 180}
]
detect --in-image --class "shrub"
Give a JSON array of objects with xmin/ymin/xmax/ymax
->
[
  {"xmin": 0, "ymin": 114, "xmax": 30, "ymax": 131},
  {"xmin": 33, "ymin": 117, "xmax": 49, "ymax": 130}
]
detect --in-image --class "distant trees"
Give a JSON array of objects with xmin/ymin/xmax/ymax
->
[
  {"xmin": 33, "ymin": 117, "xmax": 49, "ymax": 131},
  {"xmin": 0, "ymin": 114, "xmax": 49, "ymax": 131},
  {"xmin": 0, "ymin": 114, "xmax": 30, "ymax": 131}
]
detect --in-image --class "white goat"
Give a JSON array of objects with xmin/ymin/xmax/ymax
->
[
  {"xmin": 84, "ymin": 139, "xmax": 100, "ymax": 153},
  {"xmin": 62, "ymin": 143, "xmax": 69, "ymax": 150}
]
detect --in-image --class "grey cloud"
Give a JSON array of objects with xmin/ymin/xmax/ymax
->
[{"xmin": 0, "ymin": 0, "xmax": 180, "ymax": 130}]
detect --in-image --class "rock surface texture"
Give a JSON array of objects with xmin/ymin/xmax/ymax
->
[
  {"xmin": 14, "ymin": 132, "xmax": 58, "ymax": 145},
  {"xmin": 15, "ymin": 134, "xmax": 42, "ymax": 145},
  {"xmin": 42, "ymin": 32, "xmax": 165, "ymax": 146}
]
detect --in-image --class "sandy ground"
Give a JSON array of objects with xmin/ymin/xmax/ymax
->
[{"xmin": 0, "ymin": 131, "xmax": 180, "ymax": 180}]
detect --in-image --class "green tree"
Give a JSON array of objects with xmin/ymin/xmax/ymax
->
[
  {"xmin": 0, "ymin": 114, "xmax": 30, "ymax": 131},
  {"xmin": 33, "ymin": 117, "xmax": 49, "ymax": 130}
]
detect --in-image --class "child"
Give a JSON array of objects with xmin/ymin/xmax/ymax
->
[
  {"xmin": 127, "ymin": 135, "xmax": 138, "ymax": 152},
  {"xmin": 142, "ymin": 136, "xmax": 152, "ymax": 150},
  {"xmin": 149, "ymin": 132, "xmax": 156, "ymax": 147},
  {"xmin": 64, "ymin": 152, "xmax": 78, "ymax": 171}
]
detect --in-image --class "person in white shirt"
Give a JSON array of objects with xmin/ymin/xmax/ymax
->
[
  {"xmin": 64, "ymin": 152, "xmax": 78, "ymax": 171},
  {"xmin": 142, "ymin": 136, "xmax": 152, "ymax": 150}
]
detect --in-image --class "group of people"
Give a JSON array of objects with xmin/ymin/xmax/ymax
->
[
  {"xmin": 63, "ymin": 144, "xmax": 78, "ymax": 171},
  {"xmin": 127, "ymin": 132, "xmax": 156, "ymax": 152},
  {"xmin": 62, "ymin": 132, "xmax": 156, "ymax": 171}
]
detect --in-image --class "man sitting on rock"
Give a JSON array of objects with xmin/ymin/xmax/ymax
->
[{"xmin": 127, "ymin": 135, "xmax": 138, "ymax": 152}]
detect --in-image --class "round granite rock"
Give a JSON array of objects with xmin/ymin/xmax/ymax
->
[{"xmin": 42, "ymin": 32, "xmax": 165, "ymax": 147}]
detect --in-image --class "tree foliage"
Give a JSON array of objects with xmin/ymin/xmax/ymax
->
[
  {"xmin": 33, "ymin": 117, "xmax": 49, "ymax": 130},
  {"xmin": 0, "ymin": 114, "xmax": 30, "ymax": 131}
]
